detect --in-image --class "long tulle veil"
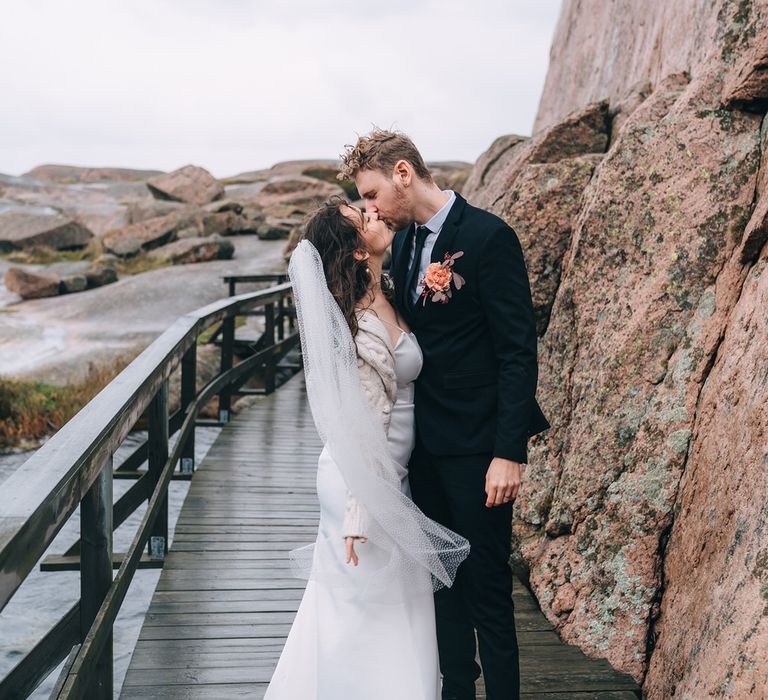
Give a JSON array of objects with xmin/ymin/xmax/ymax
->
[{"xmin": 287, "ymin": 239, "xmax": 470, "ymax": 600}]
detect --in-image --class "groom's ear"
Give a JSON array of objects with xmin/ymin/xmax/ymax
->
[{"xmin": 393, "ymin": 159, "xmax": 412, "ymax": 187}]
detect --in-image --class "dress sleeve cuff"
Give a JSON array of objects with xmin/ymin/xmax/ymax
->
[{"xmin": 342, "ymin": 491, "xmax": 368, "ymax": 538}]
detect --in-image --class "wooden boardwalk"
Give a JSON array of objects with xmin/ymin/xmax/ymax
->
[{"xmin": 120, "ymin": 372, "xmax": 640, "ymax": 699}]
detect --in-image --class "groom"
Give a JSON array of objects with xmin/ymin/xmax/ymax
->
[{"xmin": 340, "ymin": 130, "xmax": 550, "ymax": 700}]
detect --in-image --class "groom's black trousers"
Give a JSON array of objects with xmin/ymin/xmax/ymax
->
[{"xmin": 409, "ymin": 438, "xmax": 520, "ymax": 700}]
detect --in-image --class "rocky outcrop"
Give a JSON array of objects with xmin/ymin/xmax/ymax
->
[
  {"xmin": 256, "ymin": 217, "xmax": 301, "ymax": 240},
  {"xmin": 522, "ymin": 68, "xmax": 761, "ymax": 682},
  {"xmin": 465, "ymin": 101, "xmax": 610, "ymax": 212},
  {"xmin": 253, "ymin": 176, "xmax": 345, "ymax": 219},
  {"xmin": 723, "ymin": 29, "xmax": 768, "ymax": 110},
  {"xmin": 642, "ymin": 240, "xmax": 768, "ymax": 699},
  {"xmin": 0, "ymin": 177, "xmax": 139, "ymax": 237},
  {"xmin": 59, "ymin": 275, "xmax": 87, "ymax": 294},
  {"xmin": 102, "ymin": 213, "xmax": 182, "ymax": 257},
  {"xmin": 4, "ymin": 268, "xmax": 61, "ymax": 299},
  {"xmin": 147, "ymin": 236, "xmax": 234, "ymax": 265},
  {"xmin": 464, "ymin": 102, "xmax": 610, "ymax": 333},
  {"xmin": 201, "ymin": 210, "xmax": 257, "ymax": 236},
  {"xmin": 468, "ymin": 0, "xmax": 768, "ymax": 694},
  {"xmin": 146, "ymin": 165, "xmax": 224, "ymax": 205},
  {"xmin": 126, "ymin": 199, "xmax": 187, "ymax": 226},
  {"xmin": 533, "ymin": 0, "xmax": 757, "ymax": 132},
  {"xmin": 0, "ymin": 211, "xmax": 94, "ymax": 252},
  {"xmin": 23, "ymin": 165, "xmax": 164, "ymax": 184},
  {"xmin": 427, "ymin": 161, "xmax": 473, "ymax": 193},
  {"xmin": 3, "ymin": 263, "xmax": 118, "ymax": 300},
  {"xmin": 498, "ymin": 154, "xmax": 603, "ymax": 334},
  {"xmin": 84, "ymin": 266, "xmax": 118, "ymax": 289},
  {"xmin": 223, "ymin": 159, "xmax": 339, "ymax": 184}
]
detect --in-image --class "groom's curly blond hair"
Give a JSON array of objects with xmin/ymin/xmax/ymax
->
[{"xmin": 338, "ymin": 129, "xmax": 433, "ymax": 183}]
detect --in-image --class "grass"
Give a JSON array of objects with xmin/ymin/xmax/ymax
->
[
  {"xmin": 113, "ymin": 255, "xmax": 170, "ymax": 275},
  {"xmin": 1, "ymin": 240, "xmax": 173, "ymax": 276},
  {"xmin": 197, "ymin": 316, "xmax": 248, "ymax": 345},
  {"xmin": 0, "ymin": 357, "xmax": 133, "ymax": 448},
  {"xmin": 4, "ymin": 244, "xmax": 95, "ymax": 265}
]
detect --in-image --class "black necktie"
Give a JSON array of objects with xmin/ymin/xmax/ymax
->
[{"xmin": 405, "ymin": 225, "xmax": 430, "ymax": 305}]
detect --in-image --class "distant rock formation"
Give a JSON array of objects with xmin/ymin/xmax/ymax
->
[
  {"xmin": 3, "ymin": 264, "xmax": 117, "ymax": 299},
  {"xmin": 0, "ymin": 211, "xmax": 93, "ymax": 253},
  {"xmin": 147, "ymin": 165, "xmax": 225, "ymax": 206},
  {"xmin": 23, "ymin": 164, "xmax": 164, "ymax": 184},
  {"xmin": 147, "ymin": 236, "xmax": 234, "ymax": 265},
  {"xmin": 467, "ymin": 1, "xmax": 768, "ymax": 696},
  {"xmin": 4, "ymin": 268, "xmax": 61, "ymax": 299}
]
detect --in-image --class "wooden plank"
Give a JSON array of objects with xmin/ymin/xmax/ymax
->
[
  {"xmin": 148, "ymin": 599, "xmax": 301, "ymax": 614},
  {"xmin": 120, "ymin": 371, "xmax": 639, "ymax": 698},
  {"xmin": 138, "ymin": 624, "xmax": 293, "ymax": 641},
  {"xmin": 121, "ymin": 683, "xmax": 266, "ymax": 699}
]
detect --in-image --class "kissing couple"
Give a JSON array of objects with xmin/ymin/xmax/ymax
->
[{"xmin": 264, "ymin": 129, "xmax": 550, "ymax": 700}]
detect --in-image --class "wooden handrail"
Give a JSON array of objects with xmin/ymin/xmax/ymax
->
[{"xmin": 0, "ymin": 280, "xmax": 297, "ymax": 699}]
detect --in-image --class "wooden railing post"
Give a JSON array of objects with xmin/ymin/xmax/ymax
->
[
  {"xmin": 180, "ymin": 344, "xmax": 197, "ymax": 475},
  {"xmin": 147, "ymin": 382, "xmax": 169, "ymax": 560},
  {"xmin": 264, "ymin": 302, "xmax": 276, "ymax": 394},
  {"xmin": 79, "ymin": 455, "xmax": 113, "ymax": 699},
  {"xmin": 219, "ymin": 316, "xmax": 235, "ymax": 422},
  {"xmin": 277, "ymin": 297, "xmax": 285, "ymax": 341}
]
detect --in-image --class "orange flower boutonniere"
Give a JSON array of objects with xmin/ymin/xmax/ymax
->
[{"xmin": 419, "ymin": 251, "xmax": 465, "ymax": 305}]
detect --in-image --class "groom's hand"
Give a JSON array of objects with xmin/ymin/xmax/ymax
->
[{"xmin": 485, "ymin": 458, "xmax": 521, "ymax": 507}]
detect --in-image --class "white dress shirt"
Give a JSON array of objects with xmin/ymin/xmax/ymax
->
[{"xmin": 408, "ymin": 190, "xmax": 456, "ymax": 304}]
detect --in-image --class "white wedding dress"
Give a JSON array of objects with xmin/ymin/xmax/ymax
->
[{"xmin": 263, "ymin": 325, "xmax": 441, "ymax": 700}]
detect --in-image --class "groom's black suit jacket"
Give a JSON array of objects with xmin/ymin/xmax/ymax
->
[{"xmin": 390, "ymin": 193, "xmax": 550, "ymax": 464}]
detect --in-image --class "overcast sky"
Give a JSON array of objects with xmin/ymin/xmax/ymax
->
[{"xmin": 0, "ymin": 1, "xmax": 561, "ymax": 179}]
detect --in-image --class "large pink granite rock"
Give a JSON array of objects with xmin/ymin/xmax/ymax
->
[
  {"xmin": 464, "ymin": 103, "xmax": 609, "ymax": 335},
  {"xmin": 522, "ymin": 67, "xmax": 761, "ymax": 681},
  {"xmin": 147, "ymin": 236, "xmax": 234, "ymax": 265},
  {"xmin": 465, "ymin": 101, "xmax": 609, "ymax": 212},
  {"xmin": 102, "ymin": 213, "xmax": 182, "ymax": 256},
  {"xmin": 533, "ymin": 0, "xmax": 763, "ymax": 132},
  {"xmin": 722, "ymin": 17, "xmax": 768, "ymax": 111},
  {"xmin": 23, "ymin": 164, "xmax": 163, "ymax": 184},
  {"xmin": 462, "ymin": 135, "xmax": 529, "ymax": 203},
  {"xmin": 4, "ymin": 267, "xmax": 61, "ymax": 299},
  {"xmin": 146, "ymin": 165, "xmax": 224, "ymax": 206},
  {"xmin": 642, "ymin": 240, "xmax": 768, "ymax": 698},
  {"xmin": 494, "ymin": 0, "xmax": 768, "ymax": 693},
  {"xmin": 0, "ymin": 211, "xmax": 94, "ymax": 252},
  {"xmin": 493, "ymin": 154, "xmax": 602, "ymax": 335}
]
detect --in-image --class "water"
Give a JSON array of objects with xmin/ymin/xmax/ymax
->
[{"xmin": 0, "ymin": 427, "xmax": 221, "ymax": 698}]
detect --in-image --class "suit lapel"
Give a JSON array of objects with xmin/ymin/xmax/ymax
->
[{"xmin": 411, "ymin": 194, "xmax": 467, "ymax": 319}]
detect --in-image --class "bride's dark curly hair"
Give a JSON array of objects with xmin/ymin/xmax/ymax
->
[{"xmin": 301, "ymin": 196, "xmax": 394, "ymax": 336}]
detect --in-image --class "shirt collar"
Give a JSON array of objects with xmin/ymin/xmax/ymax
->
[{"xmin": 420, "ymin": 190, "xmax": 455, "ymax": 234}]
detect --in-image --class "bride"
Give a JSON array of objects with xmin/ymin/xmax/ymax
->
[{"xmin": 263, "ymin": 197, "xmax": 470, "ymax": 699}]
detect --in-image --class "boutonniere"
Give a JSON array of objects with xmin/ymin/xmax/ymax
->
[{"xmin": 419, "ymin": 251, "xmax": 465, "ymax": 305}]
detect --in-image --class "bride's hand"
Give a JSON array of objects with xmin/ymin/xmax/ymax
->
[{"xmin": 345, "ymin": 536, "xmax": 368, "ymax": 566}]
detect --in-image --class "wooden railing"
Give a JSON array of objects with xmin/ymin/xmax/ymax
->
[{"xmin": 0, "ymin": 276, "xmax": 298, "ymax": 699}]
